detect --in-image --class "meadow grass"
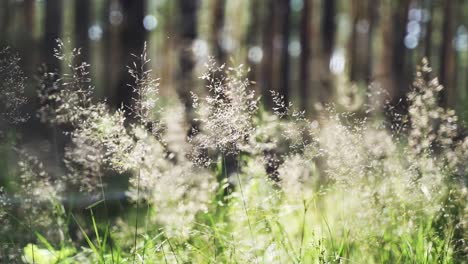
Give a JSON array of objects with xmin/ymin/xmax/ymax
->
[{"xmin": 0, "ymin": 46, "xmax": 466, "ymax": 263}]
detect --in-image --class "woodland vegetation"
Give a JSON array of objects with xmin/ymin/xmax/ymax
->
[{"xmin": 0, "ymin": 0, "xmax": 467, "ymax": 263}]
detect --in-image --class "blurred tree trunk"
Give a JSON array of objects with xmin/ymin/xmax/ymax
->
[
  {"xmin": 44, "ymin": 0, "xmax": 63, "ymax": 72},
  {"xmin": 0, "ymin": 0, "xmax": 10, "ymax": 46},
  {"xmin": 377, "ymin": 0, "xmax": 409, "ymax": 104},
  {"xmin": 246, "ymin": 0, "xmax": 260, "ymax": 86},
  {"xmin": 349, "ymin": 0, "xmax": 365, "ymax": 83},
  {"xmin": 261, "ymin": 1, "xmax": 275, "ymax": 108},
  {"xmin": 322, "ymin": 0, "xmax": 336, "ymax": 62},
  {"xmin": 377, "ymin": 1, "xmax": 393, "ymax": 97},
  {"xmin": 392, "ymin": 0, "xmax": 410, "ymax": 100},
  {"xmin": 210, "ymin": 0, "xmax": 226, "ymax": 63},
  {"xmin": 114, "ymin": 0, "xmax": 146, "ymax": 110},
  {"xmin": 349, "ymin": 0, "xmax": 378, "ymax": 85},
  {"xmin": 74, "ymin": 0, "xmax": 91, "ymax": 64},
  {"xmin": 439, "ymin": 0, "xmax": 457, "ymax": 107},
  {"xmin": 423, "ymin": 0, "xmax": 433, "ymax": 59},
  {"xmin": 320, "ymin": 0, "xmax": 336, "ymax": 105},
  {"xmin": 176, "ymin": 0, "xmax": 199, "ymax": 130},
  {"xmin": 20, "ymin": 0, "xmax": 35, "ymax": 75},
  {"xmin": 261, "ymin": 0, "xmax": 291, "ymax": 108},
  {"xmin": 366, "ymin": 0, "xmax": 379, "ymax": 81},
  {"xmin": 299, "ymin": 0, "xmax": 312, "ymax": 112},
  {"xmin": 275, "ymin": 0, "xmax": 291, "ymax": 104},
  {"xmin": 102, "ymin": 0, "xmax": 115, "ymax": 102},
  {"xmin": 23, "ymin": 0, "xmax": 35, "ymax": 33}
]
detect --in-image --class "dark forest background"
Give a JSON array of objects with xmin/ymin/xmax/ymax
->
[{"xmin": 0, "ymin": 0, "xmax": 467, "ymax": 120}]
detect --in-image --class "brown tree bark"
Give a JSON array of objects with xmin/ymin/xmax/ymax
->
[
  {"xmin": 392, "ymin": 0, "xmax": 410, "ymax": 100},
  {"xmin": 44, "ymin": 0, "xmax": 63, "ymax": 72},
  {"xmin": 275, "ymin": 0, "xmax": 291, "ymax": 104},
  {"xmin": 349, "ymin": 0, "xmax": 378, "ymax": 85},
  {"xmin": 114, "ymin": 0, "xmax": 146, "ymax": 110},
  {"xmin": 75, "ymin": 0, "xmax": 91, "ymax": 64},
  {"xmin": 440, "ymin": 0, "xmax": 457, "ymax": 107},
  {"xmin": 377, "ymin": 1, "xmax": 394, "ymax": 96},
  {"xmin": 20, "ymin": 0, "xmax": 36, "ymax": 75},
  {"xmin": 320, "ymin": 0, "xmax": 336, "ymax": 105},
  {"xmin": 245, "ymin": 0, "xmax": 260, "ymax": 86},
  {"xmin": 322, "ymin": 0, "xmax": 336, "ymax": 61},
  {"xmin": 176, "ymin": 0, "xmax": 199, "ymax": 128},
  {"xmin": 210, "ymin": 0, "xmax": 226, "ymax": 64},
  {"xmin": 261, "ymin": 0, "xmax": 275, "ymax": 108},
  {"xmin": 0, "ymin": 0, "xmax": 10, "ymax": 46},
  {"xmin": 299, "ymin": 0, "xmax": 312, "ymax": 112},
  {"xmin": 423, "ymin": 0, "xmax": 434, "ymax": 59}
]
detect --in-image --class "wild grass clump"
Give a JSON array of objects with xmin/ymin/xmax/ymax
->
[{"xmin": 0, "ymin": 44, "xmax": 466, "ymax": 263}]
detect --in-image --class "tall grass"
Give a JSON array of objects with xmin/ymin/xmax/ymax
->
[{"xmin": 0, "ymin": 45, "xmax": 466, "ymax": 263}]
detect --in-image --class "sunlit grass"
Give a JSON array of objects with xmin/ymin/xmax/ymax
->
[{"xmin": 0, "ymin": 46, "xmax": 466, "ymax": 263}]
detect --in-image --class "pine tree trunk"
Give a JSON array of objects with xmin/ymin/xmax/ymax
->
[
  {"xmin": 440, "ymin": 0, "xmax": 457, "ymax": 107},
  {"xmin": 176, "ymin": 0, "xmax": 199, "ymax": 130},
  {"xmin": 0, "ymin": 0, "xmax": 10, "ymax": 46},
  {"xmin": 392, "ymin": 0, "xmax": 410, "ymax": 100},
  {"xmin": 210, "ymin": 0, "xmax": 226, "ymax": 63},
  {"xmin": 320, "ymin": 0, "xmax": 336, "ymax": 105},
  {"xmin": 75, "ymin": 0, "xmax": 91, "ymax": 63},
  {"xmin": 261, "ymin": 1, "xmax": 275, "ymax": 108},
  {"xmin": 276, "ymin": 0, "xmax": 291, "ymax": 104},
  {"xmin": 22, "ymin": 0, "xmax": 36, "ymax": 75},
  {"xmin": 246, "ymin": 0, "xmax": 260, "ymax": 86},
  {"xmin": 115, "ymin": 0, "xmax": 146, "ymax": 110},
  {"xmin": 299, "ymin": 0, "xmax": 312, "ymax": 112},
  {"xmin": 349, "ymin": 0, "xmax": 378, "ymax": 85},
  {"xmin": 44, "ymin": 0, "xmax": 63, "ymax": 72}
]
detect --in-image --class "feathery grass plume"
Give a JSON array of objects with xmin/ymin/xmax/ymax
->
[
  {"xmin": 407, "ymin": 58, "xmax": 458, "ymax": 157},
  {"xmin": 127, "ymin": 43, "xmax": 161, "ymax": 128},
  {"xmin": 120, "ymin": 50, "xmax": 218, "ymax": 240},
  {"xmin": 37, "ymin": 40, "xmax": 97, "ymax": 125},
  {"xmin": 36, "ymin": 40, "xmax": 134, "ymax": 192},
  {"xmin": 272, "ymin": 90, "xmax": 323, "ymax": 162},
  {"xmin": 11, "ymin": 151, "xmax": 67, "ymax": 245},
  {"xmin": 0, "ymin": 47, "xmax": 28, "ymax": 127},
  {"xmin": 64, "ymin": 108, "xmax": 133, "ymax": 192},
  {"xmin": 406, "ymin": 59, "xmax": 468, "ymax": 256},
  {"xmin": 278, "ymin": 154, "xmax": 318, "ymax": 201},
  {"xmin": 191, "ymin": 58, "xmax": 259, "ymax": 155},
  {"xmin": 126, "ymin": 125, "xmax": 217, "ymax": 239}
]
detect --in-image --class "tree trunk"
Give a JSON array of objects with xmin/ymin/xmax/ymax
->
[
  {"xmin": 392, "ymin": 0, "xmax": 410, "ymax": 100},
  {"xmin": 261, "ymin": 1, "xmax": 275, "ymax": 108},
  {"xmin": 0, "ymin": 0, "xmax": 10, "ymax": 46},
  {"xmin": 322, "ymin": 0, "xmax": 336, "ymax": 60},
  {"xmin": 275, "ymin": 0, "xmax": 291, "ymax": 104},
  {"xmin": 245, "ymin": 0, "xmax": 260, "ymax": 86},
  {"xmin": 24, "ymin": 0, "xmax": 35, "ymax": 32},
  {"xmin": 349, "ymin": 0, "xmax": 378, "ymax": 85},
  {"xmin": 423, "ymin": 0, "xmax": 433, "ymax": 59},
  {"xmin": 44, "ymin": 0, "xmax": 63, "ymax": 72},
  {"xmin": 210, "ymin": 0, "xmax": 226, "ymax": 63},
  {"xmin": 320, "ymin": 0, "xmax": 336, "ymax": 105},
  {"xmin": 366, "ymin": 0, "xmax": 379, "ymax": 81},
  {"xmin": 377, "ymin": 0, "xmax": 394, "ymax": 96},
  {"xmin": 114, "ymin": 0, "xmax": 146, "ymax": 110},
  {"xmin": 299, "ymin": 0, "xmax": 312, "ymax": 112},
  {"xmin": 440, "ymin": 0, "xmax": 457, "ymax": 107},
  {"xmin": 74, "ymin": 0, "xmax": 91, "ymax": 64},
  {"xmin": 21, "ymin": 0, "xmax": 36, "ymax": 75},
  {"xmin": 176, "ymin": 0, "xmax": 199, "ymax": 130}
]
